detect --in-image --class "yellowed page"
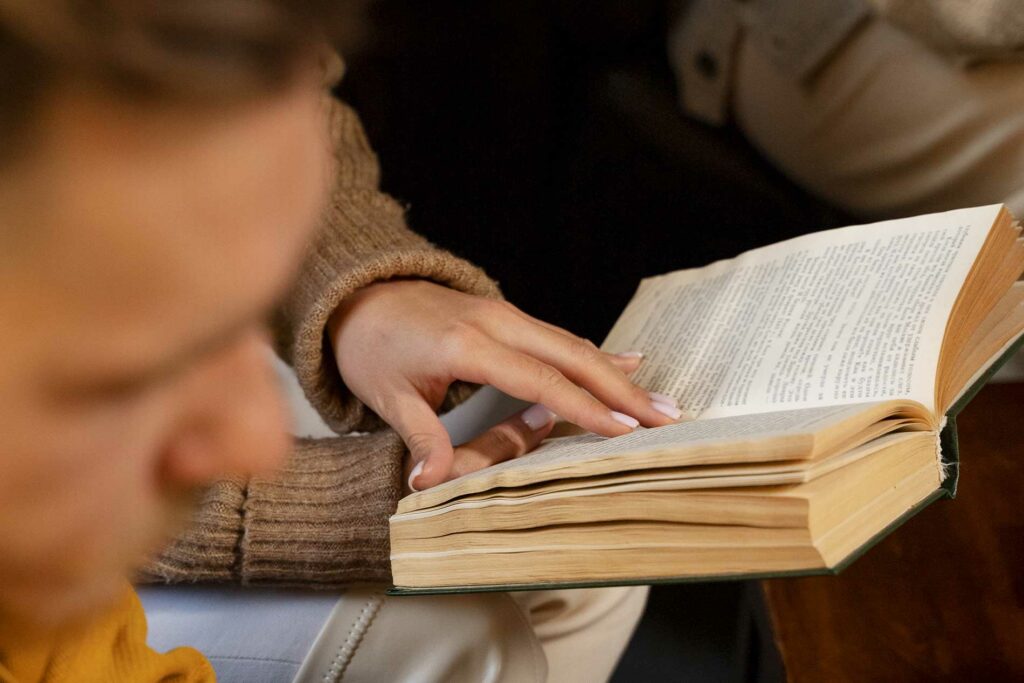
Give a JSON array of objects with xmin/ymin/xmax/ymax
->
[
  {"xmin": 399, "ymin": 402, "xmax": 887, "ymax": 513},
  {"xmin": 602, "ymin": 205, "xmax": 1001, "ymax": 418}
]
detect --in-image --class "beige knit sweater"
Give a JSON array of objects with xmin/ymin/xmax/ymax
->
[{"xmin": 140, "ymin": 87, "xmax": 501, "ymax": 587}]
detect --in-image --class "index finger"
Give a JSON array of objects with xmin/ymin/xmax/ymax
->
[
  {"xmin": 484, "ymin": 311, "xmax": 681, "ymax": 427},
  {"xmin": 452, "ymin": 340, "xmax": 641, "ymax": 438}
]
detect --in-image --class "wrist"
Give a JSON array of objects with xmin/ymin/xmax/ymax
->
[{"xmin": 327, "ymin": 278, "xmax": 426, "ymax": 347}]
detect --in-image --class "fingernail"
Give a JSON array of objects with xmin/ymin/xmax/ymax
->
[
  {"xmin": 610, "ymin": 411, "xmax": 640, "ymax": 429},
  {"xmin": 648, "ymin": 391, "xmax": 677, "ymax": 407},
  {"xmin": 615, "ymin": 351, "xmax": 645, "ymax": 359},
  {"xmin": 521, "ymin": 404, "xmax": 556, "ymax": 430},
  {"xmin": 407, "ymin": 461, "xmax": 424, "ymax": 492},
  {"xmin": 651, "ymin": 400, "xmax": 682, "ymax": 420}
]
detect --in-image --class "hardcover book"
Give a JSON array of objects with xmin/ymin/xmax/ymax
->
[{"xmin": 389, "ymin": 205, "xmax": 1024, "ymax": 594}]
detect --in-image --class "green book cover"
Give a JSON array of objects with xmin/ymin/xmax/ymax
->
[{"xmin": 388, "ymin": 334, "xmax": 1024, "ymax": 596}]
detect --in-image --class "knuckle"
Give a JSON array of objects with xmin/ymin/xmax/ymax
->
[
  {"xmin": 569, "ymin": 338, "xmax": 601, "ymax": 365},
  {"xmin": 488, "ymin": 424, "xmax": 528, "ymax": 456},
  {"xmin": 471, "ymin": 298, "xmax": 505, "ymax": 322},
  {"xmin": 482, "ymin": 300, "xmax": 513, "ymax": 325},
  {"xmin": 369, "ymin": 390, "xmax": 400, "ymax": 420},
  {"xmin": 405, "ymin": 431, "xmax": 442, "ymax": 458},
  {"xmin": 441, "ymin": 321, "xmax": 482, "ymax": 359},
  {"xmin": 633, "ymin": 384, "xmax": 650, "ymax": 402},
  {"xmin": 535, "ymin": 364, "xmax": 566, "ymax": 391}
]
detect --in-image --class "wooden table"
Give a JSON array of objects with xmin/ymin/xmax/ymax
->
[{"xmin": 759, "ymin": 382, "xmax": 1024, "ymax": 681}]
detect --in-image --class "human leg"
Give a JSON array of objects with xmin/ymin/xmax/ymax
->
[
  {"xmin": 511, "ymin": 586, "xmax": 649, "ymax": 683},
  {"xmin": 295, "ymin": 587, "xmax": 546, "ymax": 683},
  {"xmin": 294, "ymin": 585, "xmax": 648, "ymax": 683}
]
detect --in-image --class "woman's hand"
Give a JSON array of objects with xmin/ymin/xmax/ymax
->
[
  {"xmin": 329, "ymin": 280, "xmax": 683, "ymax": 490},
  {"xmin": 401, "ymin": 403, "xmax": 558, "ymax": 494}
]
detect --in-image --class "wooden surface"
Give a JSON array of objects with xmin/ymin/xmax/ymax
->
[{"xmin": 761, "ymin": 382, "xmax": 1024, "ymax": 682}]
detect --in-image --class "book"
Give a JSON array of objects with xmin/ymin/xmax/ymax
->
[{"xmin": 389, "ymin": 204, "xmax": 1024, "ymax": 594}]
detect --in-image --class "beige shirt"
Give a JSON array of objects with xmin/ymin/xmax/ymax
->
[{"xmin": 671, "ymin": 0, "xmax": 1024, "ymax": 126}]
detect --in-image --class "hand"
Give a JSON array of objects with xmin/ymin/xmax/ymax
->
[
  {"xmin": 402, "ymin": 404, "xmax": 558, "ymax": 494},
  {"xmin": 329, "ymin": 280, "xmax": 683, "ymax": 489}
]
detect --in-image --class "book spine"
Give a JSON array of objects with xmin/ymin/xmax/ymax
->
[{"xmin": 939, "ymin": 417, "xmax": 959, "ymax": 498}]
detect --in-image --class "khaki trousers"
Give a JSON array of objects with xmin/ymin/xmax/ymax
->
[{"xmin": 293, "ymin": 585, "xmax": 648, "ymax": 683}]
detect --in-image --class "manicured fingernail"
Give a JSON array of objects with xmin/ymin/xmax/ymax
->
[
  {"xmin": 615, "ymin": 351, "xmax": 645, "ymax": 359},
  {"xmin": 651, "ymin": 400, "xmax": 682, "ymax": 420},
  {"xmin": 521, "ymin": 404, "xmax": 556, "ymax": 430},
  {"xmin": 648, "ymin": 391, "xmax": 677, "ymax": 407},
  {"xmin": 610, "ymin": 411, "xmax": 640, "ymax": 429},
  {"xmin": 407, "ymin": 461, "xmax": 424, "ymax": 492}
]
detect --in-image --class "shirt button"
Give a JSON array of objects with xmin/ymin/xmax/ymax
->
[{"xmin": 696, "ymin": 51, "xmax": 718, "ymax": 79}]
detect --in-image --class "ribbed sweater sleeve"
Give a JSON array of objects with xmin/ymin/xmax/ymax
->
[
  {"xmin": 139, "ymin": 432, "xmax": 405, "ymax": 586},
  {"xmin": 142, "ymin": 64, "xmax": 501, "ymax": 586},
  {"xmin": 272, "ymin": 96, "xmax": 502, "ymax": 435}
]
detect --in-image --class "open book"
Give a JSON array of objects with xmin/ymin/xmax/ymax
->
[{"xmin": 390, "ymin": 205, "xmax": 1024, "ymax": 593}]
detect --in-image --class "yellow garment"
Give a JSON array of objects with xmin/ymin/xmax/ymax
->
[{"xmin": 0, "ymin": 585, "xmax": 214, "ymax": 682}]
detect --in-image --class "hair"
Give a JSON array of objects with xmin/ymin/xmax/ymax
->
[{"xmin": 0, "ymin": 0, "xmax": 358, "ymax": 161}]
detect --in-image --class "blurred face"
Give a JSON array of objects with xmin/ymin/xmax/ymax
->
[{"xmin": 0, "ymin": 73, "xmax": 330, "ymax": 626}]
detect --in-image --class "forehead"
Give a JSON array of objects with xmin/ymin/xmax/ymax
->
[{"xmin": 7, "ymin": 82, "xmax": 329, "ymax": 376}]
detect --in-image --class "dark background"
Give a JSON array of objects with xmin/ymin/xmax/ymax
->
[
  {"xmin": 337, "ymin": 0, "xmax": 849, "ymax": 341},
  {"xmin": 337, "ymin": 2, "xmax": 852, "ymax": 678}
]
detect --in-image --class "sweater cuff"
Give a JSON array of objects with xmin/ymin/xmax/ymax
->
[
  {"xmin": 139, "ymin": 432, "xmax": 405, "ymax": 587},
  {"xmin": 291, "ymin": 245, "xmax": 502, "ymax": 436},
  {"xmin": 239, "ymin": 433, "xmax": 404, "ymax": 585},
  {"xmin": 137, "ymin": 480, "xmax": 246, "ymax": 584}
]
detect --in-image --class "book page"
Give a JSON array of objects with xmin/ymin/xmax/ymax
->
[
  {"xmin": 603, "ymin": 206, "xmax": 1001, "ymax": 417},
  {"xmin": 399, "ymin": 403, "xmax": 883, "ymax": 512}
]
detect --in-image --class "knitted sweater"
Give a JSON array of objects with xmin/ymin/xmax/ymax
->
[
  {"xmin": 140, "ymin": 90, "xmax": 501, "ymax": 588},
  {"xmin": 0, "ymin": 585, "xmax": 213, "ymax": 682}
]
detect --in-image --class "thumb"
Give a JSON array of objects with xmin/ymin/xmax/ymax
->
[{"xmin": 379, "ymin": 393, "xmax": 454, "ymax": 491}]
